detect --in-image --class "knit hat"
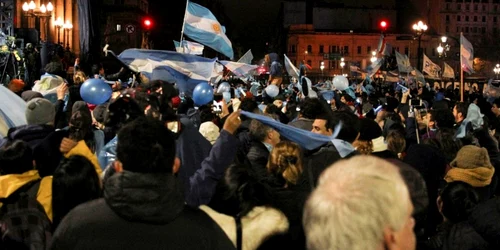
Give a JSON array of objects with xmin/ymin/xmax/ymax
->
[
  {"xmin": 21, "ymin": 90, "xmax": 43, "ymax": 102},
  {"xmin": 93, "ymin": 104, "xmax": 109, "ymax": 124},
  {"xmin": 199, "ymin": 121, "xmax": 220, "ymax": 145},
  {"xmin": 445, "ymin": 145, "xmax": 495, "ymax": 187},
  {"xmin": 358, "ymin": 118, "xmax": 382, "ymax": 141},
  {"xmin": 25, "ymin": 98, "xmax": 56, "ymax": 125},
  {"xmin": 9, "ymin": 79, "xmax": 25, "ymax": 93}
]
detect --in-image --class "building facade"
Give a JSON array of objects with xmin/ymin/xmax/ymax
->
[
  {"xmin": 102, "ymin": 0, "xmax": 149, "ymax": 54},
  {"xmin": 283, "ymin": 1, "xmax": 443, "ymax": 77},
  {"xmin": 14, "ymin": 0, "xmax": 80, "ymax": 54}
]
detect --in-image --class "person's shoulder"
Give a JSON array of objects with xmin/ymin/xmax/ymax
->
[{"xmin": 62, "ymin": 198, "xmax": 108, "ymax": 223}]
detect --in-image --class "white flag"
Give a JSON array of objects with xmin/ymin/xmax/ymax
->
[
  {"xmin": 237, "ymin": 50, "xmax": 253, "ymax": 64},
  {"xmin": 442, "ymin": 62, "xmax": 455, "ymax": 79},
  {"xmin": 423, "ymin": 53, "xmax": 441, "ymax": 78}
]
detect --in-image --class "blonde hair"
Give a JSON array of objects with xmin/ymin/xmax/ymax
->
[
  {"xmin": 303, "ymin": 155, "xmax": 411, "ymax": 250},
  {"xmin": 73, "ymin": 71, "xmax": 87, "ymax": 85},
  {"xmin": 266, "ymin": 141, "xmax": 303, "ymax": 186}
]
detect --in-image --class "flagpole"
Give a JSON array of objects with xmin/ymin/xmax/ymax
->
[
  {"xmin": 180, "ymin": 0, "xmax": 189, "ymax": 53},
  {"xmin": 460, "ymin": 32, "xmax": 464, "ymax": 102}
]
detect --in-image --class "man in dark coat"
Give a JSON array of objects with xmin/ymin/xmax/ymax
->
[{"xmin": 49, "ymin": 117, "xmax": 235, "ymax": 250}]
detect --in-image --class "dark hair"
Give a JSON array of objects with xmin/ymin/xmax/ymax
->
[
  {"xmin": 436, "ymin": 128, "xmax": 463, "ymax": 163},
  {"xmin": 239, "ymin": 99, "xmax": 259, "ymax": 120},
  {"xmin": 52, "ymin": 155, "xmax": 101, "ymax": 229},
  {"xmin": 106, "ymin": 95, "xmax": 145, "ymax": 130},
  {"xmin": 300, "ymin": 98, "xmax": 326, "ymax": 119},
  {"xmin": 493, "ymin": 98, "xmax": 500, "ymax": 108},
  {"xmin": 440, "ymin": 181, "xmax": 479, "ymax": 223},
  {"xmin": 177, "ymin": 97, "xmax": 194, "ymax": 115},
  {"xmin": 454, "ymin": 102, "xmax": 468, "ymax": 119},
  {"xmin": 0, "ymin": 140, "xmax": 33, "ymax": 175},
  {"xmin": 69, "ymin": 110, "xmax": 96, "ymax": 153},
  {"xmin": 117, "ymin": 117, "xmax": 176, "ymax": 173},
  {"xmin": 431, "ymin": 109, "xmax": 455, "ymax": 129},
  {"xmin": 331, "ymin": 111, "xmax": 361, "ymax": 143},
  {"xmin": 249, "ymin": 119, "xmax": 272, "ymax": 142},
  {"xmin": 91, "ymin": 63, "xmax": 103, "ymax": 76},
  {"xmin": 224, "ymin": 164, "xmax": 273, "ymax": 216}
]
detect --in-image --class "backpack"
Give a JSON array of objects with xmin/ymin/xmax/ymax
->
[{"xmin": 0, "ymin": 179, "xmax": 52, "ymax": 250}]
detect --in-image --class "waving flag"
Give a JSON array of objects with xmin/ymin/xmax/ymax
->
[
  {"xmin": 0, "ymin": 85, "xmax": 27, "ymax": 136},
  {"xmin": 219, "ymin": 61, "xmax": 258, "ymax": 76},
  {"xmin": 395, "ymin": 51, "xmax": 412, "ymax": 73},
  {"xmin": 443, "ymin": 62, "xmax": 455, "ymax": 78},
  {"xmin": 365, "ymin": 58, "xmax": 383, "ymax": 77},
  {"xmin": 173, "ymin": 40, "xmax": 204, "ymax": 55},
  {"xmin": 460, "ymin": 33, "xmax": 474, "ymax": 74},
  {"xmin": 377, "ymin": 34, "xmax": 392, "ymax": 56},
  {"xmin": 284, "ymin": 54, "xmax": 299, "ymax": 80},
  {"xmin": 183, "ymin": 1, "xmax": 234, "ymax": 59},
  {"xmin": 423, "ymin": 53, "xmax": 441, "ymax": 78},
  {"xmin": 237, "ymin": 49, "xmax": 253, "ymax": 64},
  {"xmin": 117, "ymin": 49, "xmax": 216, "ymax": 96}
]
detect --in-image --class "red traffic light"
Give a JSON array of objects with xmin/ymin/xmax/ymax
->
[
  {"xmin": 380, "ymin": 20, "xmax": 388, "ymax": 29},
  {"xmin": 143, "ymin": 18, "xmax": 152, "ymax": 29}
]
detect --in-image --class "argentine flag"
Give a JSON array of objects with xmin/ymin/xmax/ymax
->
[
  {"xmin": 183, "ymin": 1, "xmax": 234, "ymax": 59},
  {"xmin": 173, "ymin": 40, "xmax": 204, "ymax": 55},
  {"xmin": 219, "ymin": 61, "xmax": 258, "ymax": 77},
  {"xmin": 117, "ymin": 49, "xmax": 216, "ymax": 96}
]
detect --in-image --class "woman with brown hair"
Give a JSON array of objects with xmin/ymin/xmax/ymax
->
[{"xmin": 266, "ymin": 141, "xmax": 303, "ymax": 187}]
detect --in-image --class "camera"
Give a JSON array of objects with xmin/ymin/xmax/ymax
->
[{"xmin": 409, "ymin": 99, "xmax": 423, "ymax": 107}]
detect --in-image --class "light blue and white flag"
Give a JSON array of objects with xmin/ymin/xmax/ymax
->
[
  {"xmin": 460, "ymin": 33, "xmax": 474, "ymax": 74},
  {"xmin": 219, "ymin": 61, "xmax": 258, "ymax": 77},
  {"xmin": 183, "ymin": 1, "xmax": 234, "ymax": 59},
  {"xmin": 0, "ymin": 85, "xmax": 27, "ymax": 136},
  {"xmin": 365, "ymin": 58, "xmax": 383, "ymax": 77},
  {"xmin": 284, "ymin": 54, "xmax": 299, "ymax": 80},
  {"xmin": 395, "ymin": 51, "xmax": 412, "ymax": 73},
  {"xmin": 237, "ymin": 49, "xmax": 253, "ymax": 64},
  {"xmin": 173, "ymin": 40, "xmax": 204, "ymax": 55},
  {"xmin": 117, "ymin": 49, "xmax": 216, "ymax": 96}
]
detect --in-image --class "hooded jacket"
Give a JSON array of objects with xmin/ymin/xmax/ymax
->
[{"xmin": 49, "ymin": 171, "xmax": 235, "ymax": 250}]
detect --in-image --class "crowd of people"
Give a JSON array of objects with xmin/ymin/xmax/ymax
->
[{"xmin": 1, "ymin": 56, "xmax": 500, "ymax": 250}]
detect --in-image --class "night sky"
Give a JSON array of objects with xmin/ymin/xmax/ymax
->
[{"xmin": 147, "ymin": 0, "xmax": 282, "ymax": 61}]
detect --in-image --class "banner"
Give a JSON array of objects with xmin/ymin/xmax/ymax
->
[
  {"xmin": 423, "ymin": 53, "xmax": 441, "ymax": 78},
  {"xmin": 442, "ymin": 62, "xmax": 455, "ymax": 79}
]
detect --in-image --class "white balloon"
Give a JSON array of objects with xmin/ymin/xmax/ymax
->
[
  {"xmin": 332, "ymin": 76, "xmax": 349, "ymax": 91},
  {"xmin": 265, "ymin": 84, "xmax": 279, "ymax": 98}
]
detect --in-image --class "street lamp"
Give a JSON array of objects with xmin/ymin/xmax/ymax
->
[
  {"xmin": 437, "ymin": 36, "xmax": 451, "ymax": 58},
  {"xmin": 412, "ymin": 20, "xmax": 428, "ymax": 71},
  {"xmin": 54, "ymin": 17, "xmax": 63, "ymax": 45},
  {"xmin": 370, "ymin": 51, "xmax": 377, "ymax": 63},
  {"xmin": 63, "ymin": 20, "xmax": 73, "ymax": 50},
  {"xmin": 23, "ymin": 1, "xmax": 53, "ymax": 73},
  {"xmin": 304, "ymin": 50, "xmax": 308, "ymax": 61},
  {"xmin": 320, "ymin": 61, "xmax": 325, "ymax": 76},
  {"xmin": 340, "ymin": 57, "xmax": 345, "ymax": 74},
  {"xmin": 494, "ymin": 64, "xmax": 500, "ymax": 79}
]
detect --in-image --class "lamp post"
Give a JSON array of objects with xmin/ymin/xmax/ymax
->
[
  {"xmin": 412, "ymin": 21, "xmax": 428, "ymax": 71},
  {"xmin": 340, "ymin": 57, "xmax": 345, "ymax": 74},
  {"xmin": 437, "ymin": 36, "xmax": 451, "ymax": 58},
  {"xmin": 54, "ymin": 17, "xmax": 63, "ymax": 45},
  {"xmin": 494, "ymin": 64, "xmax": 500, "ymax": 79},
  {"xmin": 320, "ymin": 61, "xmax": 325, "ymax": 77},
  {"xmin": 23, "ymin": 1, "xmax": 53, "ymax": 71},
  {"xmin": 63, "ymin": 20, "xmax": 73, "ymax": 50},
  {"xmin": 370, "ymin": 51, "xmax": 377, "ymax": 63}
]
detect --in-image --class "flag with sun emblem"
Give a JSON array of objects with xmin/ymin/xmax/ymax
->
[{"xmin": 183, "ymin": 1, "xmax": 234, "ymax": 59}]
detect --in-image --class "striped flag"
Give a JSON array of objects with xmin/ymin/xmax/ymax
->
[
  {"xmin": 237, "ymin": 49, "xmax": 253, "ymax": 64},
  {"xmin": 173, "ymin": 40, "xmax": 204, "ymax": 55},
  {"xmin": 219, "ymin": 61, "xmax": 258, "ymax": 77},
  {"xmin": 183, "ymin": 1, "xmax": 234, "ymax": 59},
  {"xmin": 117, "ymin": 49, "xmax": 216, "ymax": 96},
  {"xmin": 460, "ymin": 33, "xmax": 474, "ymax": 74}
]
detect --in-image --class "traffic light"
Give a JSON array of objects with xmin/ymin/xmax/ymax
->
[
  {"xmin": 380, "ymin": 20, "xmax": 388, "ymax": 31},
  {"xmin": 143, "ymin": 18, "xmax": 153, "ymax": 30}
]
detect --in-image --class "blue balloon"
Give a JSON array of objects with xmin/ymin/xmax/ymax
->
[
  {"xmin": 192, "ymin": 82, "xmax": 214, "ymax": 106},
  {"xmin": 80, "ymin": 78, "xmax": 113, "ymax": 105}
]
